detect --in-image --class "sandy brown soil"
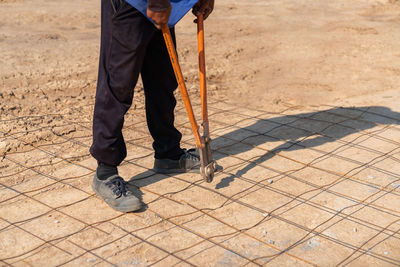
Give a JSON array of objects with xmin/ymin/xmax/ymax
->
[{"xmin": 1, "ymin": 0, "xmax": 400, "ymax": 266}]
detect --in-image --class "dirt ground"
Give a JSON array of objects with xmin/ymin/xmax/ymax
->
[{"xmin": 1, "ymin": 0, "xmax": 400, "ymax": 266}]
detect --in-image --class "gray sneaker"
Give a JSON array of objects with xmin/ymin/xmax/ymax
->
[
  {"xmin": 154, "ymin": 148, "xmax": 200, "ymax": 174},
  {"xmin": 92, "ymin": 174, "xmax": 142, "ymax": 212}
]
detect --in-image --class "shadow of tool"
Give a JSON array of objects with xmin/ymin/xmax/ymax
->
[{"xmin": 211, "ymin": 106, "xmax": 400, "ymax": 189}]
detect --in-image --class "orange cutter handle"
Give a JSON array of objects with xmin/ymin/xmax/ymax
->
[
  {"xmin": 197, "ymin": 14, "xmax": 209, "ymax": 136},
  {"xmin": 161, "ymin": 25, "xmax": 202, "ymax": 148}
]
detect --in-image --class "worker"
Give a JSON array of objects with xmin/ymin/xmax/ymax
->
[{"xmin": 89, "ymin": 0, "xmax": 214, "ymax": 212}]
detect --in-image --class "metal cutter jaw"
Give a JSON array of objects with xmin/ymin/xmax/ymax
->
[{"xmin": 199, "ymin": 136, "xmax": 216, "ymax": 183}]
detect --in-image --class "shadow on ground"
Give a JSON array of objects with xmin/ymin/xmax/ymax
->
[
  {"xmin": 129, "ymin": 106, "xmax": 400, "ymax": 200},
  {"xmin": 212, "ymin": 106, "xmax": 400, "ymax": 188}
]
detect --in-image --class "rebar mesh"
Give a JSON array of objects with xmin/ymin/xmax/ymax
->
[{"xmin": 1, "ymin": 100, "xmax": 400, "ymax": 266}]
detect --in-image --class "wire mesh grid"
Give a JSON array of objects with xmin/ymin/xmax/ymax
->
[{"xmin": 1, "ymin": 99, "xmax": 400, "ymax": 266}]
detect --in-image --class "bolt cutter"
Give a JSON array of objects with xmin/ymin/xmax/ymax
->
[{"xmin": 161, "ymin": 14, "xmax": 216, "ymax": 182}]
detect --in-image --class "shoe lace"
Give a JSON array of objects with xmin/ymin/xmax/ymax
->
[
  {"xmin": 106, "ymin": 177, "xmax": 127, "ymax": 198},
  {"xmin": 184, "ymin": 148, "xmax": 200, "ymax": 161}
]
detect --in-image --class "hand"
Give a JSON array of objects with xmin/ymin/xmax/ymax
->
[
  {"xmin": 147, "ymin": 6, "xmax": 172, "ymax": 29},
  {"xmin": 192, "ymin": 0, "xmax": 214, "ymax": 21}
]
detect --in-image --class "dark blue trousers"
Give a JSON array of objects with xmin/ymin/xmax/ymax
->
[{"xmin": 90, "ymin": 0, "xmax": 183, "ymax": 166}]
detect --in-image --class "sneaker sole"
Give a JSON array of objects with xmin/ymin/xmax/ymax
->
[{"xmin": 153, "ymin": 167, "xmax": 200, "ymax": 174}]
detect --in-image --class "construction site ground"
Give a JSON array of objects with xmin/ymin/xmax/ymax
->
[{"xmin": 1, "ymin": 0, "xmax": 400, "ymax": 266}]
